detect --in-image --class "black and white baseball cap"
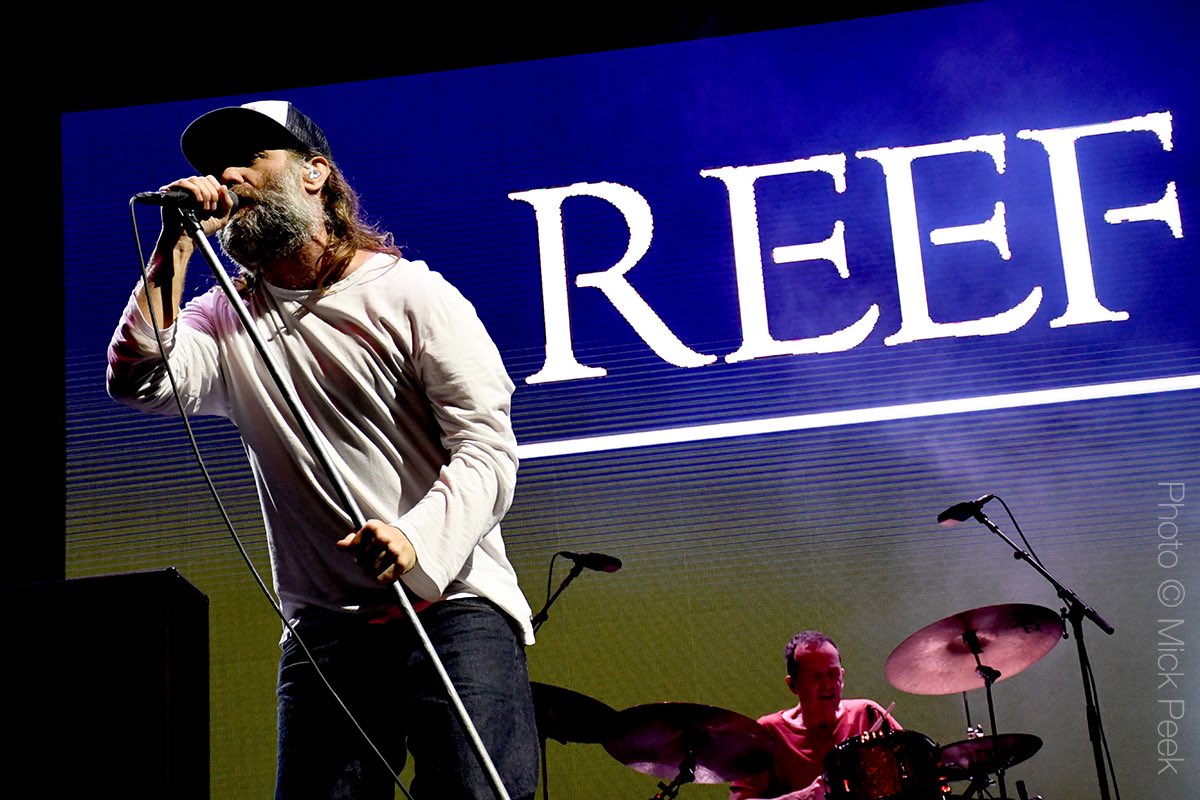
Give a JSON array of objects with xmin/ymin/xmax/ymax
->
[{"xmin": 181, "ymin": 100, "xmax": 331, "ymax": 176}]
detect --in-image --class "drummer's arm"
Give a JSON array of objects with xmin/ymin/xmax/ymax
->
[
  {"xmin": 728, "ymin": 779, "xmax": 761, "ymax": 800},
  {"xmin": 729, "ymin": 778, "xmax": 825, "ymax": 800},
  {"xmin": 866, "ymin": 700, "xmax": 902, "ymax": 733},
  {"xmin": 784, "ymin": 779, "xmax": 826, "ymax": 800}
]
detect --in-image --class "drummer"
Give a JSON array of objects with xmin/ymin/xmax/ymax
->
[{"xmin": 729, "ymin": 630, "xmax": 901, "ymax": 800}]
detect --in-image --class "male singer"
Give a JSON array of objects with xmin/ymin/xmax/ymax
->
[{"xmin": 107, "ymin": 100, "xmax": 539, "ymax": 799}]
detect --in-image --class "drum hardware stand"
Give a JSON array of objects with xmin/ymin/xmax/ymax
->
[
  {"xmin": 967, "ymin": 505, "xmax": 1114, "ymax": 800},
  {"xmin": 961, "ymin": 692, "xmax": 984, "ymax": 739},
  {"xmin": 956, "ymin": 693, "xmax": 996, "ymax": 797},
  {"xmin": 959, "ymin": 773, "xmax": 995, "ymax": 799},
  {"xmin": 962, "ymin": 630, "xmax": 1008, "ymax": 800},
  {"xmin": 647, "ymin": 747, "xmax": 697, "ymax": 800},
  {"xmin": 1015, "ymin": 778, "xmax": 1043, "ymax": 800}
]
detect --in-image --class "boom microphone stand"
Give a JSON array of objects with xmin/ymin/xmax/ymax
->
[
  {"xmin": 532, "ymin": 551, "xmax": 622, "ymax": 634},
  {"xmin": 531, "ymin": 556, "xmax": 585, "ymax": 634},
  {"xmin": 965, "ymin": 503, "xmax": 1115, "ymax": 800},
  {"xmin": 175, "ymin": 209, "xmax": 513, "ymax": 800}
]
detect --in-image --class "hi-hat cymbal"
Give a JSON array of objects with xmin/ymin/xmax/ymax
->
[
  {"xmin": 885, "ymin": 603, "xmax": 1064, "ymax": 695},
  {"xmin": 937, "ymin": 733, "xmax": 1043, "ymax": 780},
  {"xmin": 531, "ymin": 682, "xmax": 617, "ymax": 744},
  {"xmin": 603, "ymin": 702, "xmax": 777, "ymax": 784}
]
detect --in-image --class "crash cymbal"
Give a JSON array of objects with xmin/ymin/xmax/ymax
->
[
  {"xmin": 885, "ymin": 604, "xmax": 1064, "ymax": 695},
  {"xmin": 937, "ymin": 733, "xmax": 1043, "ymax": 780},
  {"xmin": 531, "ymin": 682, "xmax": 618, "ymax": 744},
  {"xmin": 603, "ymin": 702, "xmax": 777, "ymax": 784}
]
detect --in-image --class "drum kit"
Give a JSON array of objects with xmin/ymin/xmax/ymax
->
[{"xmin": 532, "ymin": 602, "xmax": 1063, "ymax": 800}]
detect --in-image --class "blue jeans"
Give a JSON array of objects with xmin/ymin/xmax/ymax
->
[{"xmin": 275, "ymin": 598, "xmax": 539, "ymax": 800}]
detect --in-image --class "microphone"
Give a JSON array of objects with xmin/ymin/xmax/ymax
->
[
  {"xmin": 559, "ymin": 551, "xmax": 622, "ymax": 573},
  {"xmin": 937, "ymin": 494, "xmax": 996, "ymax": 526},
  {"xmin": 133, "ymin": 189, "xmax": 240, "ymax": 212}
]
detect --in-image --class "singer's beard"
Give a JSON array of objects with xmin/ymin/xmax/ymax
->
[{"xmin": 218, "ymin": 169, "xmax": 325, "ymax": 274}]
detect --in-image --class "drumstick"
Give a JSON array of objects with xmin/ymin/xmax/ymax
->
[{"xmin": 868, "ymin": 701, "xmax": 896, "ymax": 732}]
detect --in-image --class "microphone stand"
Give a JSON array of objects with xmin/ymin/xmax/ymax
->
[
  {"xmin": 176, "ymin": 210, "xmax": 513, "ymax": 800},
  {"xmin": 531, "ymin": 556, "xmax": 585, "ymax": 634},
  {"xmin": 969, "ymin": 507, "xmax": 1114, "ymax": 800},
  {"xmin": 531, "ymin": 552, "xmax": 617, "ymax": 800},
  {"xmin": 963, "ymin": 631, "xmax": 1006, "ymax": 799}
]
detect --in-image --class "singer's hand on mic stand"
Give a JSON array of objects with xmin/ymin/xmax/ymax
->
[
  {"xmin": 337, "ymin": 519, "xmax": 418, "ymax": 584},
  {"xmin": 138, "ymin": 175, "xmax": 236, "ymax": 330},
  {"xmin": 155, "ymin": 175, "xmax": 237, "ymax": 241}
]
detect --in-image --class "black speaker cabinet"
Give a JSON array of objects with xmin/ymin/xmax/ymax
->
[{"xmin": 2, "ymin": 568, "xmax": 209, "ymax": 799}]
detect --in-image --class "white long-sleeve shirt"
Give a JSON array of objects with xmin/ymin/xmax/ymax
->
[{"xmin": 107, "ymin": 253, "xmax": 533, "ymax": 642}]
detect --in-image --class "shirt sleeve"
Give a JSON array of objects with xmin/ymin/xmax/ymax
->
[
  {"xmin": 106, "ymin": 285, "xmax": 229, "ymax": 418},
  {"xmin": 387, "ymin": 269, "xmax": 520, "ymax": 599}
]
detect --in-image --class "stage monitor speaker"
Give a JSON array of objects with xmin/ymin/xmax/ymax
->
[{"xmin": 2, "ymin": 567, "xmax": 209, "ymax": 800}]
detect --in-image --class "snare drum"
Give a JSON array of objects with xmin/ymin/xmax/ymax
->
[{"xmin": 823, "ymin": 729, "xmax": 943, "ymax": 800}]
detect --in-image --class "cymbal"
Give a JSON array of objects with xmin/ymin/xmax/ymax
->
[
  {"xmin": 937, "ymin": 733, "xmax": 1043, "ymax": 780},
  {"xmin": 531, "ymin": 682, "xmax": 617, "ymax": 744},
  {"xmin": 603, "ymin": 702, "xmax": 777, "ymax": 784},
  {"xmin": 885, "ymin": 603, "xmax": 1064, "ymax": 695}
]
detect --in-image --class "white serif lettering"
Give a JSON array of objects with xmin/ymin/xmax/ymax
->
[
  {"xmin": 701, "ymin": 154, "xmax": 881, "ymax": 363},
  {"xmin": 1017, "ymin": 112, "xmax": 1182, "ymax": 327},
  {"xmin": 508, "ymin": 182, "xmax": 716, "ymax": 384}
]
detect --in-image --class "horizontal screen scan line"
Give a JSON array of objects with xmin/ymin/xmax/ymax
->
[{"xmin": 516, "ymin": 374, "xmax": 1200, "ymax": 460}]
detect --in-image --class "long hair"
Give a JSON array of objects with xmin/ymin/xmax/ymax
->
[
  {"xmin": 232, "ymin": 151, "xmax": 404, "ymax": 294},
  {"xmin": 315, "ymin": 156, "xmax": 403, "ymax": 281}
]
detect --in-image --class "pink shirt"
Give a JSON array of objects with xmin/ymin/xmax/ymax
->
[{"xmin": 730, "ymin": 699, "xmax": 900, "ymax": 799}]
